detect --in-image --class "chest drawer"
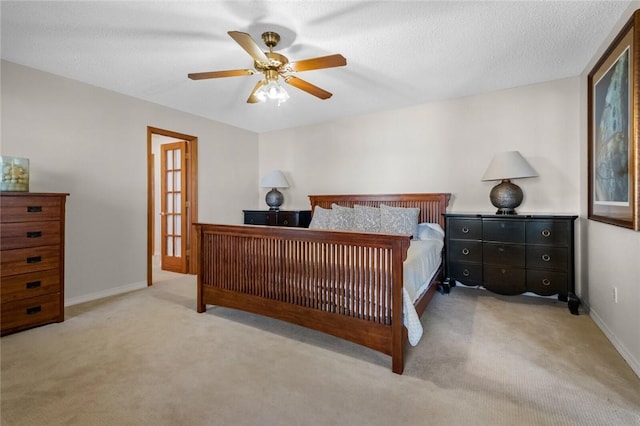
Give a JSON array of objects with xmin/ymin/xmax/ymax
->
[
  {"xmin": 0, "ymin": 196, "xmax": 62, "ymax": 222},
  {"xmin": 448, "ymin": 262, "xmax": 483, "ymax": 285},
  {"xmin": 243, "ymin": 211, "xmax": 271, "ymax": 225},
  {"xmin": 277, "ymin": 211, "xmax": 299, "ymax": 227},
  {"xmin": 0, "ymin": 221, "xmax": 61, "ymax": 250},
  {"xmin": 526, "ymin": 270, "xmax": 567, "ymax": 296},
  {"xmin": 1, "ymin": 293, "xmax": 61, "ymax": 335},
  {"xmin": 483, "ymin": 265, "xmax": 526, "ymax": 295},
  {"xmin": 483, "ymin": 243, "xmax": 525, "ymax": 267},
  {"xmin": 448, "ymin": 240, "xmax": 483, "ymax": 263},
  {"xmin": 1, "ymin": 269, "xmax": 61, "ymax": 303},
  {"xmin": 526, "ymin": 221, "xmax": 570, "ymax": 246},
  {"xmin": 526, "ymin": 246, "xmax": 568, "ymax": 271},
  {"xmin": 448, "ymin": 218, "xmax": 482, "ymax": 240},
  {"xmin": 1, "ymin": 246, "xmax": 60, "ymax": 277},
  {"xmin": 483, "ymin": 220, "xmax": 525, "ymax": 243}
]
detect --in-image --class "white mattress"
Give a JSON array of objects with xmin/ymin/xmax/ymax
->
[{"xmin": 402, "ymin": 237, "xmax": 444, "ymax": 346}]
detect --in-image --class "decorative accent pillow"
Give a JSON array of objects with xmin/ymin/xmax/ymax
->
[
  {"xmin": 417, "ymin": 223, "xmax": 445, "ymax": 240},
  {"xmin": 329, "ymin": 203, "xmax": 354, "ymax": 230},
  {"xmin": 309, "ymin": 206, "xmax": 332, "ymax": 230},
  {"xmin": 353, "ymin": 205, "xmax": 381, "ymax": 233},
  {"xmin": 380, "ymin": 204, "xmax": 420, "ymax": 239}
]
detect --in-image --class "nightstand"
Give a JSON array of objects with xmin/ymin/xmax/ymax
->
[
  {"xmin": 443, "ymin": 213, "xmax": 579, "ymax": 314},
  {"xmin": 243, "ymin": 210, "xmax": 312, "ymax": 228}
]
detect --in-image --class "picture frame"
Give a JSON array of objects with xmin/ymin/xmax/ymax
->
[{"xmin": 588, "ymin": 9, "xmax": 640, "ymax": 231}]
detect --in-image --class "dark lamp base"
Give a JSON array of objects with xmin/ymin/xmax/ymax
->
[{"xmin": 489, "ymin": 179, "xmax": 523, "ymax": 215}]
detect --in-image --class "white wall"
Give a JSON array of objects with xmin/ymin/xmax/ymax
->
[
  {"xmin": 1, "ymin": 60, "xmax": 259, "ymax": 303},
  {"xmin": 578, "ymin": 3, "xmax": 640, "ymax": 376},
  {"xmin": 259, "ymin": 77, "xmax": 580, "ymax": 215}
]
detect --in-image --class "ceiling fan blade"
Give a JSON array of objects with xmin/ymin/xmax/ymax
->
[
  {"xmin": 284, "ymin": 76, "xmax": 333, "ymax": 100},
  {"xmin": 288, "ymin": 54, "xmax": 347, "ymax": 72},
  {"xmin": 228, "ymin": 31, "xmax": 269, "ymax": 63},
  {"xmin": 247, "ymin": 80, "xmax": 266, "ymax": 103},
  {"xmin": 188, "ymin": 69, "xmax": 254, "ymax": 80}
]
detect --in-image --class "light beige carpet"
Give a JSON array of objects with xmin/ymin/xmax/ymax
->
[{"xmin": 1, "ymin": 272, "xmax": 639, "ymax": 426}]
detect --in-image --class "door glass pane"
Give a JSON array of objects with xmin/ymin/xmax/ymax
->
[
  {"xmin": 167, "ymin": 236, "xmax": 173, "ymax": 256},
  {"xmin": 167, "ymin": 214, "xmax": 173, "ymax": 234},
  {"xmin": 175, "ymin": 193, "xmax": 181, "ymax": 213},
  {"xmin": 175, "ymin": 171, "xmax": 181, "ymax": 191},
  {"xmin": 166, "ymin": 171, "xmax": 173, "ymax": 191},
  {"xmin": 174, "ymin": 215, "xmax": 181, "ymax": 234},
  {"xmin": 166, "ymin": 150, "xmax": 173, "ymax": 169},
  {"xmin": 166, "ymin": 196, "xmax": 173, "ymax": 213},
  {"xmin": 174, "ymin": 149, "xmax": 181, "ymax": 168},
  {"xmin": 175, "ymin": 236, "xmax": 181, "ymax": 256}
]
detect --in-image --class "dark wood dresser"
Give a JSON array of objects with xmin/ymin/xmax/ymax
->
[
  {"xmin": 443, "ymin": 213, "xmax": 579, "ymax": 314},
  {"xmin": 1, "ymin": 192, "xmax": 69, "ymax": 335},
  {"xmin": 243, "ymin": 210, "xmax": 311, "ymax": 228}
]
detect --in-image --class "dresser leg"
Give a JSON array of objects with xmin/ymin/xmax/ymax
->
[
  {"xmin": 438, "ymin": 279, "xmax": 453, "ymax": 295},
  {"xmin": 567, "ymin": 293, "xmax": 580, "ymax": 315}
]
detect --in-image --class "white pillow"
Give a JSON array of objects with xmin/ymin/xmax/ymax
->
[
  {"xmin": 309, "ymin": 206, "xmax": 332, "ymax": 229},
  {"xmin": 353, "ymin": 205, "xmax": 381, "ymax": 233},
  {"xmin": 417, "ymin": 223, "xmax": 445, "ymax": 240},
  {"xmin": 329, "ymin": 204, "xmax": 354, "ymax": 230},
  {"xmin": 379, "ymin": 204, "xmax": 420, "ymax": 239}
]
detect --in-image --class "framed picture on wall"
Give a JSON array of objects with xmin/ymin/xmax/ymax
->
[{"xmin": 588, "ymin": 9, "xmax": 640, "ymax": 231}]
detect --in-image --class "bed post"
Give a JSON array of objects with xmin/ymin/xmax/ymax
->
[
  {"xmin": 193, "ymin": 224, "xmax": 206, "ymax": 313},
  {"xmin": 391, "ymin": 238, "xmax": 409, "ymax": 374}
]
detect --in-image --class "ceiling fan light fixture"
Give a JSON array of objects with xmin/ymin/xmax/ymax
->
[{"xmin": 256, "ymin": 78, "xmax": 289, "ymax": 106}]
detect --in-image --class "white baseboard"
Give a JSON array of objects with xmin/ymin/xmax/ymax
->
[
  {"xmin": 589, "ymin": 307, "xmax": 640, "ymax": 378},
  {"xmin": 64, "ymin": 281, "xmax": 148, "ymax": 307}
]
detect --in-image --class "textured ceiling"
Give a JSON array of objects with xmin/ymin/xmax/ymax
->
[{"xmin": 0, "ymin": 1, "xmax": 632, "ymax": 133}]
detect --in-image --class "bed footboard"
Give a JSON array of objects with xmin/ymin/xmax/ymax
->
[{"xmin": 194, "ymin": 224, "xmax": 411, "ymax": 373}]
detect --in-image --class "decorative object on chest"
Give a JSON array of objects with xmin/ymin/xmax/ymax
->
[
  {"xmin": 243, "ymin": 210, "xmax": 311, "ymax": 228},
  {"xmin": 260, "ymin": 170, "xmax": 289, "ymax": 210},
  {"xmin": 444, "ymin": 213, "xmax": 579, "ymax": 314},
  {"xmin": 481, "ymin": 151, "xmax": 538, "ymax": 215},
  {"xmin": 1, "ymin": 192, "xmax": 69, "ymax": 335}
]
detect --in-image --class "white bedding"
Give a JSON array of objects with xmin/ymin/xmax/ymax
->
[{"xmin": 402, "ymin": 237, "xmax": 444, "ymax": 346}]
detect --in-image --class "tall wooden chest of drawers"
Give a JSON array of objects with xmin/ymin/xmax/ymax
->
[
  {"xmin": 444, "ymin": 213, "xmax": 579, "ymax": 314},
  {"xmin": 1, "ymin": 192, "xmax": 69, "ymax": 335}
]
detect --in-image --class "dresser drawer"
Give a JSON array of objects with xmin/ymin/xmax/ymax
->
[
  {"xmin": 1, "ymin": 246, "xmax": 60, "ymax": 277},
  {"xmin": 483, "ymin": 243, "xmax": 525, "ymax": 267},
  {"xmin": 526, "ymin": 246, "xmax": 568, "ymax": 271},
  {"xmin": 449, "ymin": 262, "xmax": 483, "ymax": 286},
  {"xmin": 526, "ymin": 221, "xmax": 570, "ymax": 246},
  {"xmin": 448, "ymin": 218, "xmax": 482, "ymax": 240},
  {"xmin": 483, "ymin": 219, "xmax": 525, "ymax": 243},
  {"xmin": 243, "ymin": 211, "xmax": 270, "ymax": 225},
  {"xmin": 526, "ymin": 270, "xmax": 566, "ymax": 296},
  {"xmin": 0, "ymin": 196, "xmax": 62, "ymax": 223},
  {"xmin": 1, "ymin": 293, "xmax": 61, "ymax": 335},
  {"xmin": 1, "ymin": 269, "xmax": 61, "ymax": 303},
  {"xmin": 483, "ymin": 265, "xmax": 526, "ymax": 295},
  {"xmin": 277, "ymin": 211, "xmax": 301, "ymax": 227},
  {"xmin": 0, "ymin": 221, "xmax": 61, "ymax": 250},
  {"xmin": 448, "ymin": 240, "xmax": 483, "ymax": 263}
]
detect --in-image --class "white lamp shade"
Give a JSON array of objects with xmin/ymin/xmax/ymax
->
[
  {"xmin": 260, "ymin": 170, "xmax": 289, "ymax": 188},
  {"xmin": 481, "ymin": 151, "xmax": 538, "ymax": 181}
]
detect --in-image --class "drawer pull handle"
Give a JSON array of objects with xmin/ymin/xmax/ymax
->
[
  {"xmin": 27, "ymin": 206, "xmax": 43, "ymax": 213},
  {"xmin": 501, "ymin": 268, "xmax": 506, "ymax": 274},
  {"xmin": 542, "ymin": 254, "xmax": 551, "ymax": 262},
  {"xmin": 26, "ymin": 256, "xmax": 42, "ymax": 264},
  {"xmin": 461, "ymin": 227, "xmax": 469, "ymax": 234},
  {"xmin": 498, "ymin": 247, "xmax": 505, "ymax": 252},
  {"xmin": 462, "ymin": 269, "xmax": 470, "ymax": 277},
  {"xmin": 26, "ymin": 280, "xmax": 42, "ymax": 289},
  {"xmin": 283, "ymin": 220, "xmax": 289, "ymax": 225},
  {"xmin": 541, "ymin": 229, "xmax": 551, "ymax": 237},
  {"xmin": 27, "ymin": 231, "xmax": 42, "ymax": 238},
  {"xmin": 462, "ymin": 248, "xmax": 470, "ymax": 255},
  {"xmin": 26, "ymin": 306, "xmax": 42, "ymax": 315},
  {"xmin": 542, "ymin": 278, "xmax": 551, "ymax": 286}
]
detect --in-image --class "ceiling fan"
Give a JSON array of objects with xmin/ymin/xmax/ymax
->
[{"xmin": 188, "ymin": 31, "xmax": 347, "ymax": 104}]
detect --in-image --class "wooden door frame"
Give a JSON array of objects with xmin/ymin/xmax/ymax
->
[{"xmin": 147, "ymin": 126, "xmax": 198, "ymax": 285}]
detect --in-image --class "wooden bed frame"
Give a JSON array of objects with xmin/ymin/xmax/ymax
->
[{"xmin": 194, "ymin": 193, "xmax": 450, "ymax": 374}]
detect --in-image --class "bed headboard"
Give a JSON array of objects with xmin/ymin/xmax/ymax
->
[{"xmin": 308, "ymin": 193, "xmax": 451, "ymax": 229}]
